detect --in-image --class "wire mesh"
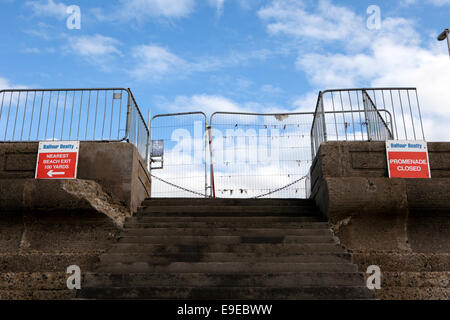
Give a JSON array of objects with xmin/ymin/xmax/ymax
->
[
  {"xmin": 150, "ymin": 112, "xmax": 208, "ymax": 198},
  {"xmin": 210, "ymin": 112, "xmax": 313, "ymax": 199}
]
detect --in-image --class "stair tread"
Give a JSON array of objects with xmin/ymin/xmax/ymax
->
[
  {"xmin": 79, "ymin": 286, "xmax": 374, "ymax": 300},
  {"xmin": 96, "ymin": 262, "xmax": 358, "ymax": 273},
  {"xmin": 80, "ymin": 198, "xmax": 371, "ymax": 300}
]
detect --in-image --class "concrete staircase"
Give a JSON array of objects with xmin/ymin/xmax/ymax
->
[{"xmin": 79, "ymin": 198, "xmax": 373, "ymax": 300}]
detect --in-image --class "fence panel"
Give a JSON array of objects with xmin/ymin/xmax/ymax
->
[
  {"xmin": 363, "ymin": 91, "xmax": 393, "ymax": 141},
  {"xmin": 210, "ymin": 112, "xmax": 313, "ymax": 199},
  {"xmin": 127, "ymin": 90, "xmax": 149, "ymax": 162},
  {"xmin": 0, "ymin": 88, "xmax": 130, "ymax": 143},
  {"xmin": 311, "ymin": 88, "xmax": 423, "ymax": 158},
  {"xmin": 150, "ymin": 112, "xmax": 208, "ymax": 198},
  {"xmin": 0, "ymin": 88, "xmax": 149, "ymax": 162}
]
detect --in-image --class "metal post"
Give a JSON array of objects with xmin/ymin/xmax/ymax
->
[
  {"xmin": 362, "ymin": 91, "xmax": 371, "ymax": 141},
  {"xmin": 125, "ymin": 89, "xmax": 132, "ymax": 143},
  {"xmin": 207, "ymin": 124, "xmax": 215, "ymax": 198},
  {"xmin": 204, "ymin": 119, "xmax": 208, "ymax": 198},
  {"xmin": 147, "ymin": 109, "xmax": 151, "ymax": 171},
  {"xmin": 438, "ymin": 29, "xmax": 450, "ymax": 58},
  {"xmin": 447, "ymin": 34, "xmax": 450, "ymax": 58}
]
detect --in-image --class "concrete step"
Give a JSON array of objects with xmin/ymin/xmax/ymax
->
[
  {"xmin": 381, "ymin": 272, "xmax": 450, "ymax": 288},
  {"xmin": 96, "ymin": 262, "xmax": 358, "ymax": 273},
  {"xmin": 139, "ymin": 206, "xmax": 317, "ymax": 216},
  {"xmin": 107, "ymin": 243, "xmax": 347, "ymax": 254},
  {"xmin": 79, "ymin": 285, "xmax": 373, "ymax": 300},
  {"xmin": 128, "ymin": 216, "xmax": 324, "ymax": 224},
  {"xmin": 123, "ymin": 228, "xmax": 332, "ymax": 237},
  {"xmin": 142, "ymin": 198, "xmax": 316, "ymax": 207},
  {"xmin": 375, "ymin": 287, "xmax": 450, "ymax": 300},
  {"xmin": 123, "ymin": 222, "xmax": 330, "ymax": 229},
  {"xmin": 99, "ymin": 252, "xmax": 352, "ymax": 264},
  {"xmin": 83, "ymin": 272, "xmax": 365, "ymax": 288},
  {"xmin": 116, "ymin": 235, "xmax": 335, "ymax": 245}
]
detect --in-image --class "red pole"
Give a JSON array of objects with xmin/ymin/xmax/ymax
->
[{"xmin": 208, "ymin": 126, "xmax": 216, "ymax": 198}]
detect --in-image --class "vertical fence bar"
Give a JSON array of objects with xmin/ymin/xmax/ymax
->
[
  {"xmin": 36, "ymin": 92, "xmax": 44, "ymax": 140},
  {"xmin": 20, "ymin": 92, "xmax": 29, "ymax": 141},
  {"xmin": 118, "ymin": 92, "xmax": 123, "ymax": 140},
  {"xmin": 330, "ymin": 92, "xmax": 338, "ymax": 139},
  {"xmin": 60, "ymin": 91, "xmax": 68, "ymax": 140},
  {"xmin": 389, "ymin": 90, "xmax": 399, "ymax": 139},
  {"xmin": 28, "ymin": 91, "xmax": 37, "ymax": 141},
  {"xmin": 93, "ymin": 90, "xmax": 99, "ymax": 139},
  {"xmin": 0, "ymin": 91, "xmax": 5, "ymax": 128},
  {"xmin": 44, "ymin": 91, "xmax": 52, "ymax": 139},
  {"xmin": 398, "ymin": 90, "xmax": 408, "ymax": 140},
  {"xmin": 414, "ymin": 90, "xmax": 426, "ymax": 140},
  {"xmin": 69, "ymin": 90, "xmax": 75, "ymax": 139},
  {"xmin": 77, "ymin": 90, "xmax": 83, "ymax": 140},
  {"xmin": 110, "ymin": 90, "xmax": 115, "ymax": 140},
  {"xmin": 53, "ymin": 91, "xmax": 61, "ymax": 140},
  {"xmin": 102, "ymin": 89, "xmax": 107, "ymax": 139},
  {"xmin": 4, "ymin": 92, "xmax": 13, "ymax": 140},
  {"xmin": 347, "ymin": 91, "xmax": 356, "ymax": 140},
  {"xmin": 12, "ymin": 91, "xmax": 21, "ymax": 140},
  {"xmin": 406, "ymin": 90, "xmax": 417, "ymax": 140},
  {"xmin": 85, "ymin": 90, "xmax": 91, "ymax": 140},
  {"xmin": 338, "ymin": 91, "xmax": 347, "ymax": 140},
  {"xmin": 355, "ymin": 91, "xmax": 364, "ymax": 140}
]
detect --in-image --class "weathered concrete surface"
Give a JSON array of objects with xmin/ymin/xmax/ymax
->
[
  {"xmin": 0, "ymin": 180, "xmax": 122, "ymax": 300},
  {"xmin": 0, "ymin": 142, "xmax": 151, "ymax": 213},
  {"xmin": 310, "ymin": 141, "xmax": 450, "ymax": 300},
  {"xmin": 0, "ymin": 141, "xmax": 151, "ymax": 300}
]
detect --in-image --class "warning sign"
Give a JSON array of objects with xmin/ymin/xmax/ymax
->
[
  {"xmin": 386, "ymin": 140, "xmax": 431, "ymax": 179},
  {"xmin": 35, "ymin": 141, "xmax": 80, "ymax": 179}
]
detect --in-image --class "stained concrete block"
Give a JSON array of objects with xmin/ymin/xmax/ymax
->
[
  {"xmin": 310, "ymin": 141, "xmax": 450, "ymax": 299},
  {"xmin": 0, "ymin": 142, "xmax": 151, "ymax": 213}
]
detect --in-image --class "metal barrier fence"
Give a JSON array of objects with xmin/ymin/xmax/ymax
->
[
  {"xmin": 363, "ymin": 91, "xmax": 393, "ymax": 141},
  {"xmin": 0, "ymin": 88, "xmax": 149, "ymax": 162},
  {"xmin": 209, "ymin": 112, "xmax": 313, "ymax": 199},
  {"xmin": 1, "ymin": 86, "xmax": 425, "ymax": 199},
  {"xmin": 311, "ymin": 88, "xmax": 425, "ymax": 158},
  {"xmin": 149, "ymin": 112, "xmax": 208, "ymax": 198},
  {"xmin": 148, "ymin": 107, "xmax": 399, "ymax": 199}
]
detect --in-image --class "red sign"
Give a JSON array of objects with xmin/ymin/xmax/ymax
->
[
  {"xmin": 386, "ymin": 141, "xmax": 431, "ymax": 179},
  {"xmin": 35, "ymin": 141, "xmax": 79, "ymax": 179}
]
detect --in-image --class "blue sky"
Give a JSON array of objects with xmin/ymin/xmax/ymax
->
[{"xmin": 1, "ymin": 0, "xmax": 450, "ymax": 141}]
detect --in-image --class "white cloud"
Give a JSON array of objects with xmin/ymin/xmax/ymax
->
[
  {"xmin": 130, "ymin": 44, "xmax": 274, "ymax": 80},
  {"xmin": 258, "ymin": 0, "xmax": 417, "ymax": 51},
  {"xmin": 26, "ymin": 0, "xmax": 68, "ymax": 20},
  {"xmin": 260, "ymin": 84, "xmax": 283, "ymax": 95},
  {"xmin": 258, "ymin": 0, "xmax": 362, "ymax": 41},
  {"xmin": 156, "ymin": 95, "xmax": 252, "ymax": 115},
  {"xmin": 130, "ymin": 45, "xmax": 188, "ymax": 80},
  {"xmin": 154, "ymin": 93, "xmax": 295, "ymax": 117},
  {"xmin": 401, "ymin": 0, "xmax": 450, "ymax": 6},
  {"xmin": 0, "ymin": 77, "xmax": 26, "ymax": 90},
  {"xmin": 0, "ymin": 77, "xmax": 12, "ymax": 90},
  {"xmin": 66, "ymin": 34, "xmax": 122, "ymax": 57},
  {"xmin": 94, "ymin": 0, "xmax": 195, "ymax": 23},
  {"xmin": 208, "ymin": 0, "xmax": 225, "ymax": 16},
  {"xmin": 259, "ymin": 0, "xmax": 450, "ymax": 141},
  {"xmin": 294, "ymin": 30, "xmax": 450, "ymax": 141}
]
